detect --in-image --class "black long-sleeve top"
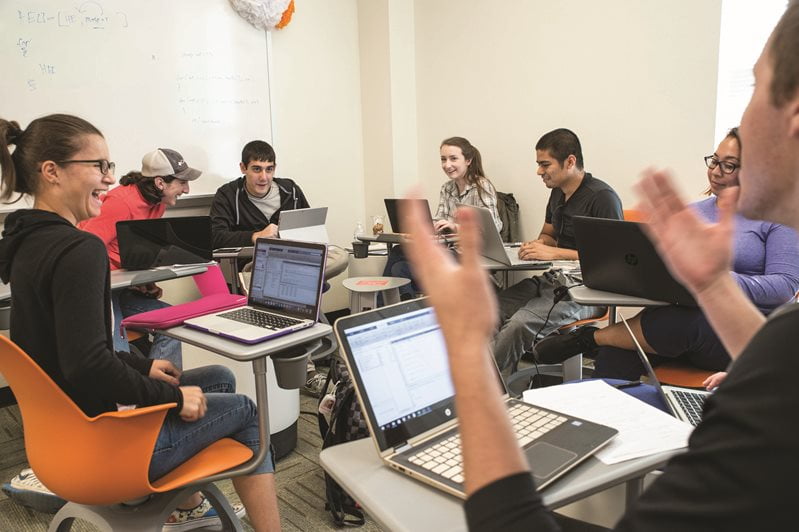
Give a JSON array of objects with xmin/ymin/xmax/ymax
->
[
  {"xmin": 465, "ymin": 303, "xmax": 799, "ymax": 531},
  {"xmin": 0, "ymin": 209, "xmax": 182, "ymax": 417}
]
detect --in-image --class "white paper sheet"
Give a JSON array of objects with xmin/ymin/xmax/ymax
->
[{"xmin": 522, "ymin": 380, "xmax": 691, "ymax": 464}]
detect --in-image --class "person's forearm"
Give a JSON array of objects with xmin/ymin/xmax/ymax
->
[
  {"xmin": 449, "ymin": 344, "xmax": 529, "ymax": 495},
  {"xmin": 554, "ymin": 248, "xmax": 578, "ymax": 260},
  {"xmin": 537, "ymin": 234, "xmax": 557, "ymax": 247},
  {"xmin": 695, "ymin": 273, "xmax": 766, "ymax": 360}
]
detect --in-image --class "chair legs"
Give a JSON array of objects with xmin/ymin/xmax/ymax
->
[{"xmin": 49, "ymin": 483, "xmax": 244, "ymax": 532}]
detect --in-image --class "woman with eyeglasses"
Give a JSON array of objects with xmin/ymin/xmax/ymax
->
[
  {"xmin": 0, "ymin": 115, "xmax": 281, "ymax": 530},
  {"xmin": 534, "ymin": 127, "xmax": 799, "ymax": 382},
  {"xmin": 79, "ymin": 148, "xmax": 201, "ymax": 369}
]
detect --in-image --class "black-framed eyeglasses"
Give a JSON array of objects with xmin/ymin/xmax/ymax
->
[
  {"xmin": 56, "ymin": 159, "xmax": 116, "ymax": 175},
  {"xmin": 704, "ymin": 155, "xmax": 739, "ymax": 175}
]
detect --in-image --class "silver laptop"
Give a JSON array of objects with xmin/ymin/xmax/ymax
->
[
  {"xmin": 618, "ymin": 312, "xmax": 711, "ymax": 427},
  {"xmin": 185, "ymin": 238, "xmax": 327, "ymax": 344},
  {"xmin": 459, "ymin": 204, "xmax": 552, "ymax": 269},
  {"xmin": 279, "ymin": 207, "xmax": 329, "ymax": 243},
  {"xmin": 335, "ymin": 298, "xmax": 618, "ymax": 499}
]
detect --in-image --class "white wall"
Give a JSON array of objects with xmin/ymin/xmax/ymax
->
[
  {"xmin": 412, "ymin": 0, "xmax": 722, "ymax": 238},
  {"xmin": 269, "ymin": 0, "xmax": 366, "ymax": 311}
]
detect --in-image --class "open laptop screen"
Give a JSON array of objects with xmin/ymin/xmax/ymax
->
[
  {"xmin": 116, "ymin": 216, "xmax": 212, "ymax": 270},
  {"xmin": 339, "ymin": 302, "xmax": 457, "ymax": 451},
  {"xmin": 384, "ymin": 199, "xmax": 433, "ymax": 233},
  {"xmin": 248, "ymin": 240, "xmax": 326, "ymax": 320}
]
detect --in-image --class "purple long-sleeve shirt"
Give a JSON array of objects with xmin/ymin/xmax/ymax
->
[{"xmin": 693, "ymin": 196, "xmax": 799, "ymax": 313}]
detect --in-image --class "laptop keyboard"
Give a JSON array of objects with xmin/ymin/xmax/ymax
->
[
  {"xmin": 218, "ymin": 308, "xmax": 303, "ymax": 330},
  {"xmin": 671, "ymin": 390, "xmax": 707, "ymax": 426},
  {"xmin": 407, "ymin": 403, "xmax": 567, "ymax": 483}
]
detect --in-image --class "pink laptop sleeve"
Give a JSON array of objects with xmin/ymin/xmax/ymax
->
[{"xmin": 121, "ymin": 293, "xmax": 247, "ymax": 331}]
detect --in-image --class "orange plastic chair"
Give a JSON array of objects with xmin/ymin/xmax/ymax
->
[
  {"xmin": 0, "ymin": 335, "xmax": 253, "ymax": 531},
  {"xmin": 653, "ymin": 362, "xmax": 714, "ymax": 389},
  {"xmin": 623, "ymin": 208, "xmax": 648, "ymax": 222}
]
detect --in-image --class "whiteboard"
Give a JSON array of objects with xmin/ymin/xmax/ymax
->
[{"xmin": 0, "ymin": 0, "xmax": 273, "ymax": 207}]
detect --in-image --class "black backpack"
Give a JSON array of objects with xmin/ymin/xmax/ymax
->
[
  {"xmin": 317, "ymin": 357, "xmax": 370, "ymax": 526},
  {"xmin": 496, "ymin": 191, "xmax": 521, "ymax": 243}
]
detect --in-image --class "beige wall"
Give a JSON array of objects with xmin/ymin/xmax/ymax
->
[
  {"xmin": 269, "ymin": 0, "xmax": 366, "ymax": 310},
  {"xmin": 412, "ymin": 0, "xmax": 722, "ymax": 239}
]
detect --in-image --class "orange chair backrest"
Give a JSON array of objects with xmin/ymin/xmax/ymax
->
[
  {"xmin": 623, "ymin": 209, "xmax": 647, "ymax": 222},
  {"xmin": 0, "ymin": 336, "xmax": 172, "ymax": 505}
]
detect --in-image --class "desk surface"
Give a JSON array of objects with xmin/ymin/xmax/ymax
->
[
  {"xmin": 569, "ymin": 286, "xmax": 670, "ymax": 307},
  {"xmin": 0, "ymin": 265, "xmax": 208, "ymax": 302},
  {"xmin": 110, "ymin": 264, "xmax": 209, "ymax": 290},
  {"xmin": 161, "ymin": 323, "xmax": 332, "ymax": 362},
  {"xmin": 321, "ymin": 438, "xmax": 676, "ymax": 532}
]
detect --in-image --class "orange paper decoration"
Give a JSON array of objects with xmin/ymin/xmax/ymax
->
[{"xmin": 276, "ymin": 0, "xmax": 295, "ymax": 29}]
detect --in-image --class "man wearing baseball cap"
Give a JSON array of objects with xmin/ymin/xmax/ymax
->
[
  {"xmin": 141, "ymin": 147, "xmax": 202, "ymax": 185},
  {"xmin": 80, "ymin": 147, "xmax": 204, "ymax": 367}
]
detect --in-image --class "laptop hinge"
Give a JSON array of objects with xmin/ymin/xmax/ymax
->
[{"xmin": 394, "ymin": 443, "xmax": 412, "ymax": 454}]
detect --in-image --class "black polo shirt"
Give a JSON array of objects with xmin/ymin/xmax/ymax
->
[{"xmin": 544, "ymin": 172, "xmax": 622, "ymax": 250}]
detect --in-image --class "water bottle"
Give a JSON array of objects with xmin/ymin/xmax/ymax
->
[{"xmin": 353, "ymin": 221, "xmax": 365, "ymax": 240}]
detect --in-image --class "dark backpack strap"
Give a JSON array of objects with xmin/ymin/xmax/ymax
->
[{"xmin": 324, "ymin": 473, "xmax": 365, "ymax": 526}]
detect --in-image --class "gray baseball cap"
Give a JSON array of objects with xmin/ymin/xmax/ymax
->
[{"xmin": 141, "ymin": 148, "xmax": 202, "ymax": 181}]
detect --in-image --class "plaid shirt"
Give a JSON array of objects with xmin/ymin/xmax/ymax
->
[{"xmin": 434, "ymin": 178, "xmax": 503, "ymax": 232}]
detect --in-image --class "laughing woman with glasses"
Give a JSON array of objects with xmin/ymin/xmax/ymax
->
[
  {"xmin": 0, "ymin": 114, "xmax": 281, "ymax": 530},
  {"xmin": 533, "ymin": 127, "xmax": 799, "ymax": 381}
]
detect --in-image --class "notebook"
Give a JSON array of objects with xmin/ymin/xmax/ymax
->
[
  {"xmin": 573, "ymin": 216, "xmax": 696, "ymax": 306},
  {"xmin": 279, "ymin": 207, "xmax": 329, "ymax": 244},
  {"xmin": 116, "ymin": 216, "xmax": 212, "ymax": 270},
  {"xmin": 184, "ymin": 238, "xmax": 327, "ymax": 344},
  {"xmin": 459, "ymin": 204, "xmax": 552, "ymax": 269},
  {"xmin": 335, "ymin": 298, "xmax": 618, "ymax": 499},
  {"xmin": 618, "ymin": 312, "xmax": 711, "ymax": 427}
]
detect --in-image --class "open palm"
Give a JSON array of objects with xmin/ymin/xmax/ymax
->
[{"xmin": 635, "ymin": 169, "xmax": 735, "ymax": 295}]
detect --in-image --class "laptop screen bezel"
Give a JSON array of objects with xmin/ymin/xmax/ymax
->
[
  {"xmin": 246, "ymin": 238, "xmax": 327, "ymax": 322},
  {"xmin": 335, "ymin": 298, "xmax": 508, "ymax": 452}
]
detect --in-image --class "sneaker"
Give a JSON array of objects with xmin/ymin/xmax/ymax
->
[
  {"xmin": 533, "ymin": 326, "xmax": 599, "ymax": 364},
  {"xmin": 163, "ymin": 496, "xmax": 246, "ymax": 531},
  {"xmin": 1, "ymin": 468, "xmax": 67, "ymax": 514},
  {"xmin": 303, "ymin": 371, "xmax": 327, "ymax": 397}
]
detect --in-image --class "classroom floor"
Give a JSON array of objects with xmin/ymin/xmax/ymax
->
[{"xmin": 0, "ymin": 392, "xmax": 384, "ymax": 531}]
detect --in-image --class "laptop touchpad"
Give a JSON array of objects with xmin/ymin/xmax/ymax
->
[{"xmin": 526, "ymin": 442, "xmax": 577, "ymax": 479}]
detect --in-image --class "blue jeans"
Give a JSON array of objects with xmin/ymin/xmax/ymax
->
[
  {"xmin": 493, "ymin": 272, "xmax": 603, "ymax": 375},
  {"xmin": 112, "ymin": 289, "xmax": 183, "ymax": 369},
  {"xmin": 148, "ymin": 365, "xmax": 275, "ymax": 481},
  {"xmin": 382, "ymin": 246, "xmax": 418, "ymax": 299}
]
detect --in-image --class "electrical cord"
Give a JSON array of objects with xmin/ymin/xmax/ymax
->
[{"xmin": 521, "ymin": 281, "xmax": 584, "ymax": 391}]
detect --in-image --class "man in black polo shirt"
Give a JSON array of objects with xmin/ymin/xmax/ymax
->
[{"xmin": 493, "ymin": 128, "xmax": 622, "ymax": 374}]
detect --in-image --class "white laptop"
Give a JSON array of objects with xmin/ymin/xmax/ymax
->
[
  {"xmin": 185, "ymin": 238, "xmax": 327, "ymax": 344},
  {"xmin": 618, "ymin": 312, "xmax": 712, "ymax": 427},
  {"xmin": 335, "ymin": 298, "xmax": 618, "ymax": 499},
  {"xmin": 279, "ymin": 207, "xmax": 329, "ymax": 244},
  {"xmin": 459, "ymin": 204, "xmax": 552, "ymax": 269}
]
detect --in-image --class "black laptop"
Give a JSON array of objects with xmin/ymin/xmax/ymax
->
[
  {"xmin": 116, "ymin": 216, "xmax": 212, "ymax": 270},
  {"xmin": 573, "ymin": 216, "xmax": 696, "ymax": 306}
]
